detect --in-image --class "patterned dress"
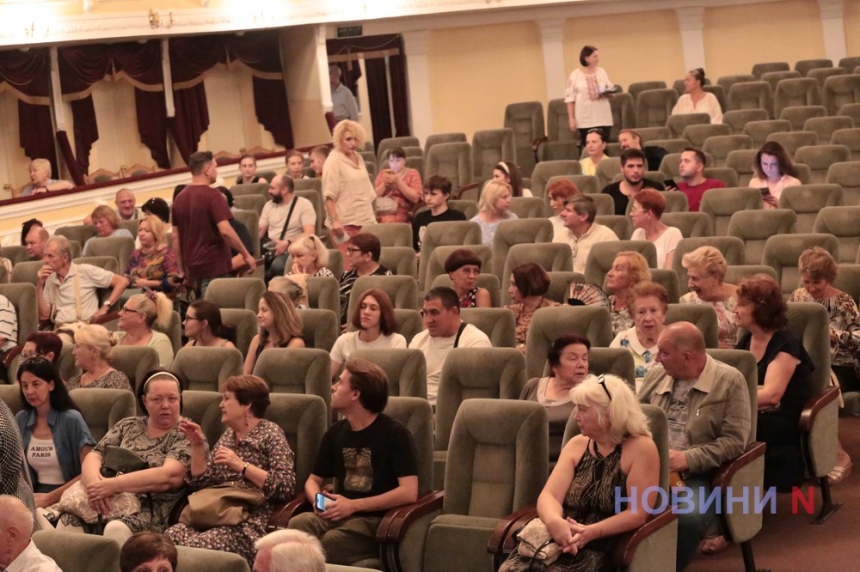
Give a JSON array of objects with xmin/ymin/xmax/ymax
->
[
  {"xmin": 789, "ymin": 288, "xmax": 860, "ymax": 368},
  {"xmin": 500, "ymin": 441, "xmax": 627, "ymax": 572},
  {"xmin": 60, "ymin": 417, "xmax": 192, "ymax": 533},
  {"xmin": 459, "ymin": 287, "xmax": 479, "ymax": 309},
  {"xmin": 608, "ymin": 295, "xmax": 633, "ymax": 337},
  {"xmin": 373, "ymin": 167, "xmax": 423, "ymax": 224},
  {"xmin": 66, "ymin": 370, "xmax": 131, "ymax": 391},
  {"xmin": 507, "ymin": 298, "xmax": 561, "ymax": 350},
  {"xmin": 679, "ymin": 291, "xmax": 738, "ymax": 349},
  {"xmin": 166, "ymin": 419, "xmax": 295, "ymax": 564},
  {"xmin": 126, "ymin": 247, "xmax": 181, "ymax": 293}
]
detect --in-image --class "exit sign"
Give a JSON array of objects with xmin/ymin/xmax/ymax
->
[{"xmin": 337, "ymin": 26, "xmax": 362, "ymax": 38}]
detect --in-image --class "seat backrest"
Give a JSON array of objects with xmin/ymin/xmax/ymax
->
[
  {"xmin": 718, "ymin": 74, "xmax": 757, "ymax": 93},
  {"xmin": 352, "ymin": 348, "xmax": 427, "ymax": 399},
  {"xmin": 219, "ymin": 308, "xmax": 257, "ymax": 357},
  {"xmin": 546, "ymin": 98, "xmax": 576, "ymax": 143},
  {"xmin": 778, "ymin": 105, "xmax": 827, "ymax": 132},
  {"xmin": 628, "ymin": 80, "xmax": 667, "ymax": 101},
  {"xmin": 584, "ymin": 240, "xmax": 657, "ymax": 286},
  {"xmin": 297, "ymin": 308, "xmax": 338, "ymax": 352},
  {"xmin": 347, "ymin": 275, "xmax": 419, "ymax": 317},
  {"xmin": 0, "ymin": 384, "xmax": 23, "ymax": 415},
  {"xmin": 491, "ymin": 218, "xmax": 553, "ymax": 278},
  {"xmin": 264, "ymin": 393, "xmax": 328, "ymax": 489},
  {"xmin": 109, "ymin": 346, "xmax": 160, "ymax": 408},
  {"xmin": 665, "ymin": 303, "xmax": 720, "ymax": 348},
  {"xmin": 379, "ymin": 246, "xmax": 418, "ymax": 278},
  {"xmin": 635, "ymin": 89, "xmax": 679, "ymax": 128},
  {"xmin": 830, "ymin": 127, "xmax": 860, "ymax": 162},
  {"xmin": 661, "ymin": 212, "xmax": 714, "ymax": 238},
  {"xmin": 253, "ymin": 347, "xmax": 332, "ymax": 420},
  {"xmin": 706, "ymin": 349, "xmax": 759, "ymax": 439},
  {"xmin": 33, "ymin": 529, "xmax": 121, "ymax": 572},
  {"xmin": 175, "ymin": 545, "xmax": 251, "ymax": 572},
  {"xmin": 727, "ymin": 209, "xmax": 798, "ymax": 264},
  {"xmin": 795, "ymin": 59, "xmax": 833, "ymax": 75},
  {"xmin": 502, "ymin": 243, "xmax": 573, "ymax": 293},
  {"xmin": 0, "ymin": 245, "xmax": 31, "ymax": 266},
  {"xmin": 56, "ymin": 224, "xmax": 97, "ymax": 246},
  {"xmin": 525, "ymin": 306, "xmax": 612, "ymax": 378},
  {"xmin": 305, "ymin": 275, "xmax": 340, "ymax": 315},
  {"xmin": 84, "ymin": 237, "xmax": 135, "ymax": 274},
  {"xmin": 69, "ymin": 388, "xmax": 136, "ymax": 442},
  {"xmin": 471, "ymin": 128, "xmax": 516, "ymax": 179},
  {"xmin": 766, "ymin": 130, "xmax": 818, "ymax": 156},
  {"xmin": 171, "ymin": 346, "xmax": 244, "ymax": 391},
  {"xmin": 728, "ymin": 81, "xmax": 774, "ymax": 118},
  {"xmin": 204, "ymin": 277, "xmax": 265, "ymax": 311},
  {"xmin": 724, "ymin": 264, "xmax": 779, "ymax": 288},
  {"xmin": 384, "ymin": 396, "xmax": 434, "ymax": 496},
  {"xmin": 442, "ymin": 398, "xmax": 547, "ymax": 518},
  {"xmin": 530, "ymin": 161, "xmax": 583, "ymax": 197},
  {"xmin": 785, "ymin": 302, "xmax": 832, "ymax": 393},
  {"xmin": 422, "ymin": 244, "xmax": 492, "ymax": 292},
  {"xmin": 609, "ymin": 92, "xmax": 635, "ymax": 141},
  {"xmin": 773, "ymin": 77, "xmax": 820, "ymax": 117},
  {"xmin": 509, "ymin": 197, "xmax": 547, "ymax": 219},
  {"xmin": 425, "ymin": 132, "xmax": 467, "ymax": 157},
  {"xmin": 233, "ymin": 194, "xmax": 267, "ymax": 216},
  {"xmin": 650, "ymin": 268, "xmax": 681, "ymax": 303},
  {"xmin": 673, "ymin": 236, "xmax": 746, "ymax": 293},
  {"xmin": 426, "ymin": 142, "xmax": 473, "ymax": 189},
  {"xmin": 742, "ymin": 119, "xmax": 792, "ymax": 147},
  {"xmin": 681, "ymin": 123, "xmax": 732, "ymax": 148},
  {"xmin": 806, "ymin": 116, "xmax": 855, "ymax": 143},
  {"xmin": 460, "ymin": 307, "xmax": 517, "ymax": 348},
  {"xmin": 418, "ymin": 221, "xmax": 482, "ymax": 288},
  {"xmin": 813, "ymin": 206, "xmax": 860, "ymax": 262},
  {"xmin": 722, "ymin": 108, "xmax": 769, "ymax": 134},
  {"xmin": 394, "ymin": 309, "xmax": 423, "ymax": 344},
  {"xmin": 376, "ymin": 136, "xmax": 421, "ymax": 165},
  {"xmin": 702, "ymin": 135, "xmax": 754, "ymax": 168},
  {"xmin": 666, "ymin": 113, "xmax": 711, "ymax": 139},
  {"xmin": 505, "ymin": 101, "xmax": 545, "ymax": 155},
  {"xmin": 181, "ymin": 390, "xmax": 227, "ymax": 449},
  {"xmin": 778, "ymin": 184, "xmax": 844, "ymax": 232},
  {"xmin": 795, "ymin": 145, "xmax": 853, "ymax": 183},
  {"xmin": 826, "ymin": 160, "xmax": 860, "ymax": 204},
  {"xmin": 752, "ymin": 61, "xmax": 790, "ymax": 78},
  {"xmin": 822, "ymin": 74, "xmax": 860, "ymax": 115},
  {"xmin": 73, "ymin": 256, "xmax": 119, "ymax": 275},
  {"xmin": 0, "ymin": 283, "xmax": 37, "ymax": 344},
  {"xmin": 362, "ymin": 223, "xmax": 413, "ymax": 247},
  {"xmin": 10, "ymin": 260, "xmax": 42, "ymax": 286},
  {"xmin": 725, "ymin": 149, "xmax": 761, "ymax": 186},
  {"xmin": 762, "ymin": 233, "xmax": 840, "ymax": 294},
  {"xmin": 700, "ymin": 187, "xmax": 764, "ymax": 235},
  {"xmin": 544, "ymin": 271, "xmax": 585, "ymax": 304},
  {"xmin": 230, "ymin": 182, "xmax": 269, "ymax": 198}
]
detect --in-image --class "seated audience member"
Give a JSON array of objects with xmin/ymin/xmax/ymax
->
[
  {"xmin": 470, "ymin": 180, "xmax": 518, "ymax": 246},
  {"xmin": 21, "ymin": 332, "xmax": 63, "ymax": 365},
  {"xmin": 285, "ymin": 150, "xmax": 308, "ymax": 181},
  {"xmin": 183, "ymin": 300, "xmax": 236, "ymax": 349},
  {"xmin": 444, "ymin": 248, "xmax": 491, "ymax": 308},
  {"xmin": 309, "ymin": 146, "xmax": 330, "ymax": 178},
  {"xmin": 213, "ymin": 186, "xmax": 258, "ymax": 274},
  {"xmin": 236, "ymin": 154, "xmax": 262, "ymax": 185},
  {"xmin": 604, "ymin": 251, "xmax": 651, "ymax": 336},
  {"xmin": 494, "ymin": 161, "xmax": 533, "ymax": 197},
  {"xmin": 21, "ymin": 158, "xmax": 74, "ymax": 196},
  {"xmin": 639, "ymin": 322, "xmax": 750, "ymax": 568},
  {"xmin": 37, "ymin": 236, "xmax": 128, "ymax": 328},
  {"xmin": 735, "ymin": 275, "xmax": 812, "ymax": 492},
  {"xmin": 374, "ymin": 147, "xmax": 423, "ymax": 223},
  {"xmin": 120, "ymin": 532, "xmax": 178, "ymax": 572},
  {"xmin": 0, "ymin": 292, "xmax": 17, "ymax": 353},
  {"xmin": 330, "ymin": 288, "xmax": 406, "ymax": 377},
  {"xmin": 408, "ymin": 287, "xmax": 492, "ymax": 405},
  {"xmin": 125, "ymin": 215, "xmax": 181, "ymax": 294},
  {"xmin": 167, "ymin": 375, "xmax": 295, "ymax": 565},
  {"xmin": 116, "ymin": 292, "xmax": 175, "ymax": 367},
  {"xmin": 580, "ymin": 129, "xmax": 610, "ymax": 177},
  {"xmin": 24, "ymin": 225, "xmax": 50, "ymax": 261},
  {"xmin": 499, "ymin": 375, "xmax": 659, "ymax": 572},
  {"xmin": 618, "ymin": 129, "xmax": 668, "ymax": 172},
  {"xmin": 547, "ymin": 179, "xmax": 580, "ymax": 241},
  {"xmin": 83, "ymin": 205, "xmax": 135, "ymax": 255},
  {"xmin": 338, "ymin": 233, "xmax": 392, "ymax": 323},
  {"xmin": 254, "ymin": 529, "xmax": 326, "ymax": 572},
  {"xmin": 412, "ymin": 175, "xmax": 466, "ymax": 252},
  {"xmin": 287, "ymin": 235, "xmax": 335, "ymax": 278},
  {"xmin": 269, "ymin": 275, "xmax": 308, "ymax": 309},
  {"xmin": 141, "ymin": 197, "xmax": 170, "ymax": 223},
  {"xmin": 748, "ymin": 140, "xmax": 801, "ymax": 209},
  {"xmin": 680, "ymin": 246, "xmax": 738, "ymax": 348},
  {"xmin": 16, "ymin": 356, "xmax": 95, "ymax": 508},
  {"xmin": 288, "ymin": 358, "xmax": 419, "ymax": 566},
  {"xmin": 0, "ymin": 495, "xmax": 62, "ymax": 571},
  {"xmin": 259, "ymin": 174, "xmax": 316, "ymax": 279},
  {"xmin": 85, "ymin": 189, "xmax": 139, "ymax": 226},
  {"xmin": 672, "ymin": 68, "xmax": 723, "ymax": 124},
  {"xmin": 555, "ymin": 195, "xmax": 618, "ymax": 274},
  {"xmin": 611, "ymin": 281, "xmax": 668, "ymax": 390},
  {"xmin": 57, "ymin": 370, "xmax": 191, "ymax": 544},
  {"xmin": 506, "ymin": 262, "xmax": 560, "ymax": 352},
  {"xmin": 520, "ymin": 334, "xmax": 590, "ymax": 464},
  {"xmin": 66, "ymin": 324, "xmax": 131, "ymax": 390},
  {"xmin": 790, "ymin": 247, "xmax": 857, "ymax": 484},
  {"xmin": 244, "ymin": 292, "xmax": 305, "ymax": 375},
  {"xmin": 629, "ymin": 189, "xmax": 683, "ymax": 269},
  {"xmin": 22, "ymin": 218, "xmax": 44, "ymax": 247},
  {"xmin": 601, "ymin": 148, "xmax": 665, "ymax": 215},
  {"xmin": 673, "ymin": 147, "xmax": 725, "ymax": 212}
]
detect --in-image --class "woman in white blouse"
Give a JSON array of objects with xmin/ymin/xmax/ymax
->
[
  {"xmin": 629, "ymin": 189, "xmax": 682, "ymax": 269},
  {"xmin": 748, "ymin": 141, "xmax": 802, "ymax": 208},
  {"xmin": 564, "ymin": 45, "xmax": 614, "ymax": 153},
  {"xmin": 330, "ymin": 288, "xmax": 406, "ymax": 377},
  {"xmin": 672, "ymin": 68, "xmax": 723, "ymax": 124}
]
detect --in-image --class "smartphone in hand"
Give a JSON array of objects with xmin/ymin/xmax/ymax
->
[{"xmin": 315, "ymin": 492, "xmax": 331, "ymax": 512}]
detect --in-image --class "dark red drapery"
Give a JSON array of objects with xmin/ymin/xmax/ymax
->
[
  {"xmin": 364, "ymin": 58, "xmax": 392, "ymax": 145},
  {"xmin": 18, "ymin": 101, "xmax": 59, "ymax": 177}
]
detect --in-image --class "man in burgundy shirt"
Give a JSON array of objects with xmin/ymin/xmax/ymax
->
[
  {"xmin": 171, "ymin": 151, "xmax": 256, "ymax": 296},
  {"xmin": 675, "ymin": 147, "xmax": 725, "ymax": 212}
]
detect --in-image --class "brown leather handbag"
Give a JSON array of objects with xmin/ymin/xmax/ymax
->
[{"xmin": 178, "ymin": 481, "xmax": 266, "ymax": 530}]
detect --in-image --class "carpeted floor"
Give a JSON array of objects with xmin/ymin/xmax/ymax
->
[{"xmin": 688, "ymin": 416, "xmax": 860, "ymax": 572}]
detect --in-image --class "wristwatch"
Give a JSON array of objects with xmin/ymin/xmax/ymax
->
[
  {"xmin": 102, "ymin": 300, "xmax": 112, "ymax": 307},
  {"xmin": 241, "ymin": 462, "xmax": 249, "ymax": 476}
]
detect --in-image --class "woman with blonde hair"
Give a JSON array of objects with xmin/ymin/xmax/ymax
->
[
  {"xmin": 499, "ymin": 374, "xmax": 659, "ymax": 572},
  {"xmin": 125, "ymin": 215, "xmax": 181, "ymax": 294},
  {"xmin": 680, "ymin": 246, "xmax": 738, "ymax": 348},
  {"xmin": 323, "ymin": 120, "xmax": 377, "ymax": 269},
  {"xmin": 83, "ymin": 205, "xmax": 134, "ymax": 255},
  {"xmin": 790, "ymin": 247, "xmax": 859, "ymax": 484},
  {"xmin": 244, "ymin": 292, "xmax": 305, "ymax": 374},
  {"xmin": 286, "ymin": 235, "xmax": 334, "ymax": 277},
  {"xmin": 116, "ymin": 292, "xmax": 175, "ymax": 367},
  {"xmin": 66, "ymin": 324, "xmax": 130, "ymax": 390},
  {"xmin": 604, "ymin": 251, "xmax": 651, "ymax": 336},
  {"xmin": 470, "ymin": 180, "xmax": 518, "ymax": 246}
]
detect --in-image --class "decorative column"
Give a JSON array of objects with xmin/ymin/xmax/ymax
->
[
  {"xmin": 402, "ymin": 29, "xmax": 432, "ymax": 144},
  {"xmin": 537, "ymin": 19, "xmax": 566, "ymax": 101},
  {"xmin": 161, "ymin": 39, "xmax": 175, "ymax": 117},
  {"xmin": 818, "ymin": 0, "xmax": 846, "ymax": 64},
  {"xmin": 676, "ymin": 6, "xmax": 706, "ymax": 73},
  {"xmin": 49, "ymin": 47, "xmax": 67, "ymax": 131},
  {"xmin": 315, "ymin": 25, "xmax": 333, "ymax": 114}
]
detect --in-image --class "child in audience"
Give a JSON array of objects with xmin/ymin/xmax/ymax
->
[
  {"xmin": 285, "ymin": 150, "xmax": 308, "ymax": 180},
  {"xmin": 412, "ymin": 175, "xmax": 466, "ymax": 252}
]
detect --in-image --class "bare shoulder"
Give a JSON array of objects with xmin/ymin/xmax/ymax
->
[{"xmin": 621, "ymin": 435, "xmax": 658, "ymax": 461}]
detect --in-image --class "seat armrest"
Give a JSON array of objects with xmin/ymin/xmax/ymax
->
[
  {"xmin": 454, "ymin": 183, "xmax": 480, "ymax": 200},
  {"xmin": 377, "ymin": 491, "xmax": 444, "ymax": 543},
  {"xmin": 712, "ymin": 442, "xmax": 767, "ymax": 489},
  {"xmin": 799, "ymin": 386, "xmax": 840, "ymax": 433},
  {"xmin": 487, "ymin": 506, "xmax": 537, "ymax": 556},
  {"xmin": 611, "ymin": 508, "xmax": 678, "ymax": 567},
  {"xmin": 91, "ymin": 311, "xmax": 120, "ymax": 325},
  {"xmin": 2, "ymin": 344, "xmax": 23, "ymax": 369},
  {"xmin": 532, "ymin": 136, "xmax": 548, "ymax": 151},
  {"xmin": 267, "ymin": 494, "xmax": 312, "ymax": 531}
]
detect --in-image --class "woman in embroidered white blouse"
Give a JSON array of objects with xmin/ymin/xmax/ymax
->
[{"xmin": 672, "ymin": 68, "xmax": 723, "ymax": 124}]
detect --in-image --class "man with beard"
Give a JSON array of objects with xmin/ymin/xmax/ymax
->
[
  {"xmin": 259, "ymin": 174, "xmax": 316, "ymax": 279},
  {"xmin": 675, "ymin": 147, "xmax": 725, "ymax": 212},
  {"xmin": 600, "ymin": 148, "xmax": 665, "ymax": 215}
]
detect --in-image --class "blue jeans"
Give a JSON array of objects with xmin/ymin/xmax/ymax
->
[{"xmin": 675, "ymin": 472, "xmax": 717, "ymax": 571}]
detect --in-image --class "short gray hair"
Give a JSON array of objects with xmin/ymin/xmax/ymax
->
[{"xmin": 256, "ymin": 529, "xmax": 325, "ymax": 572}]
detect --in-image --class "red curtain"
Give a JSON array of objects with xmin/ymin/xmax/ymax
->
[
  {"xmin": 18, "ymin": 101, "xmax": 59, "ymax": 177},
  {"xmin": 169, "ymin": 83, "xmax": 210, "ymax": 164},
  {"xmin": 388, "ymin": 53, "xmax": 410, "ymax": 137},
  {"xmin": 364, "ymin": 58, "xmax": 392, "ymax": 145}
]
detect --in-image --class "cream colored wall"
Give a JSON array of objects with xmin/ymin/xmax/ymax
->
[
  {"xmin": 0, "ymin": 92, "xmax": 31, "ymax": 198},
  {"xmin": 280, "ymin": 26, "xmax": 331, "ymax": 148},
  {"xmin": 427, "ymin": 21, "xmax": 546, "ymax": 137},
  {"xmin": 562, "ymin": 10, "xmax": 685, "ymax": 90},
  {"xmin": 88, "ymin": 81, "xmax": 156, "ymax": 174},
  {"xmin": 703, "ymin": 0, "xmax": 825, "ymax": 79},
  {"xmin": 844, "ymin": 0, "xmax": 860, "ymax": 59}
]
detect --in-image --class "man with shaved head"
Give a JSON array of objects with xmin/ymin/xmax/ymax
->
[
  {"xmin": 639, "ymin": 322, "xmax": 751, "ymax": 571},
  {"xmin": 0, "ymin": 495, "xmax": 61, "ymax": 570}
]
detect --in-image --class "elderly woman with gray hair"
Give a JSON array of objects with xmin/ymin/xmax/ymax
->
[
  {"xmin": 22, "ymin": 158, "xmax": 74, "ymax": 196},
  {"xmin": 680, "ymin": 246, "xmax": 738, "ymax": 348}
]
